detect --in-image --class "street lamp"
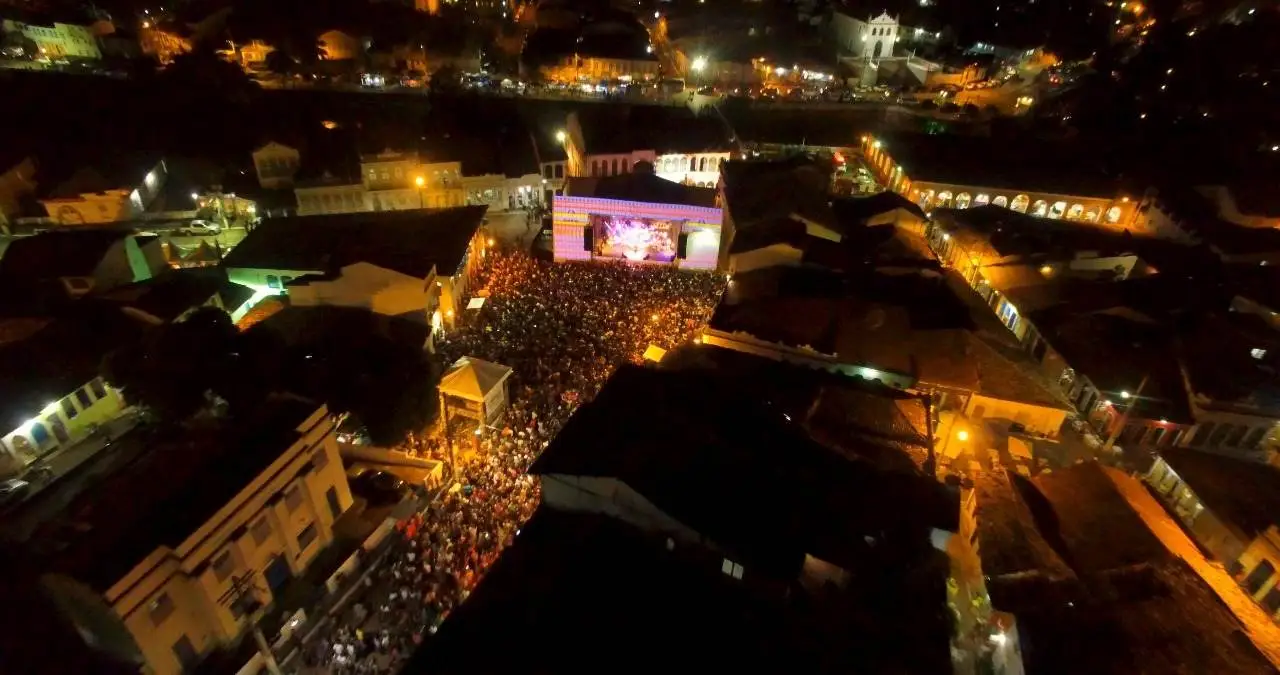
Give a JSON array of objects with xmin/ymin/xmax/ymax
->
[
  {"xmin": 691, "ymin": 56, "xmax": 707, "ymax": 73},
  {"xmin": 555, "ymin": 130, "xmax": 567, "ymax": 143},
  {"xmin": 415, "ymin": 175, "xmax": 425, "ymax": 208}
]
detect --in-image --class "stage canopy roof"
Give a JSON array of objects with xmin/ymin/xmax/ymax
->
[{"xmin": 440, "ymin": 356, "xmax": 513, "ymax": 403}]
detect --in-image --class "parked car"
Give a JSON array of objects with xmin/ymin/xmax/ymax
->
[
  {"xmin": 188, "ymin": 219, "xmax": 221, "ymax": 233},
  {"xmin": 349, "ymin": 470, "xmax": 407, "ymax": 506}
]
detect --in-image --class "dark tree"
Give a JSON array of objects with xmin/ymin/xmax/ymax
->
[
  {"xmin": 101, "ymin": 307, "xmax": 243, "ymax": 421},
  {"xmin": 427, "ymin": 64, "xmax": 462, "ymax": 98},
  {"xmin": 158, "ymin": 47, "xmax": 259, "ymax": 107},
  {"xmin": 264, "ymin": 49, "xmax": 296, "ymax": 76}
]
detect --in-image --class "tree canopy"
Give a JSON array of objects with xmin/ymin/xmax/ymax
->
[{"xmin": 103, "ymin": 306, "xmax": 439, "ymax": 446}]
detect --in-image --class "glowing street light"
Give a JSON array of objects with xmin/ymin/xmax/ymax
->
[
  {"xmin": 957, "ymin": 430, "xmax": 970, "ymax": 442},
  {"xmin": 555, "ymin": 130, "xmax": 567, "ymax": 143},
  {"xmin": 1120, "ymin": 390, "xmax": 1132, "ymax": 399},
  {"xmin": 691, "ymin": 56, "xmax": 707, "ymax": 72},
  {"xmin": 415, "ymin": 176, "xmax": 426, "ymax": 187}
]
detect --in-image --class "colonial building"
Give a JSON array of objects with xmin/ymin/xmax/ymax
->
[
  {"xmin": 460, "ymin": 173, "xmax": 545, "ymax": 212},
  {"xmin": 251, "ymin": 142, "xmax": 301, "ymax": 189},
  {"xmin": 2, "ymin": 19, "xmax": 101, "ymax": 60},
  {"xmin": 294, "ymin": 151, "xmax": 465, "ymax": 216},
  {"xmin": 0, "ymin": 305, "xmax": 141, "ymax": 475},
  {"xmin": 559, "ymin": 109, "xmax": 732, "ymax": 189},
  {"xmin": 860, "ymin": 134, "xmax": 1141, "ymax": 231},
  {"xmin": 30, "ymin": 398, "xmax": 354, "ymax": 675},
  {"xmin": 832, "ymin": 11, "xmax": 900, "ymax": 60}
]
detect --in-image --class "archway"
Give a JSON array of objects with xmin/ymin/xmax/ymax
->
[
  {"xmin": 1010, "ymin": 195, "xmax": 1029, "ymax": 213},
  {"xmin": 992, "ymin": 196, "xmax": 1009, "ymax": 208},
  {"xmin": 955, "ymin": 192, "xmax": 972, "ymax": 209},
  {"xmin": 873, "ymin": 41, "xmax": 884, "ymax": 59},
  {"xmin": 936, "ymin": 191, "xmax": 953, "ymax": 207},
  {"xmin": 1084, "ymin": 208, "xmax": 1100, "ymax": 222},
  {"xmin": 1066, "ymin": 204, "xmax": 1084, "ymax": 220},
  {"xmin": 974, "ymin": 194, "xmax": 990, "ymax": 206},
  {"xmin": 919, "ymin": 190, "xmax": 935, "ymax": 209},
  {"xmin": 1031, "ymin": 200, "xmax": 1048, "ymax": 217},
  {"xmin": 1106, "ymin": 206, "xmax": 1123, "ymax": 223},
  {"xmin": 1048, "ymin": 201, "xmax": 1067, "ymax": 219}
]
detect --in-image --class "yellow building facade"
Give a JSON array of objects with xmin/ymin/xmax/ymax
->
[
  {"xmin": 859, "ymin": 135, "xmax": 1141, "ymax": 232},
  {"xmin": 2, "ymin": 19, "xmax": 101, "ymax": 60},
  {"xmin": 0, "ymin": 377, "xmax": 126, "ymax": 473},
  {"xmin": 295, "ymin": 154, "xmax": 465, "ymax": 216},
  {"xmin": 47, "ymin": 404, "xmax": 354, "ymax": 675}
]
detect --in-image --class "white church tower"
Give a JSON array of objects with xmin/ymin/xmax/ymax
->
[{"xmin": 861, "ymin": 11, "xmax": 899, "ymax": 60}]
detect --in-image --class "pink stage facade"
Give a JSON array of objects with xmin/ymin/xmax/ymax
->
[{"xmin": 552, "ymin": 196, "xmax": 724, "ymax": 271}]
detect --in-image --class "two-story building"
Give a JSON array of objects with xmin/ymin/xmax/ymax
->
[
  {"xmin": 859, "ymin": 134, "xmax": 1142, "ymax": 232},
  {"xmin": 294, "ymin": 150, "xmax": 465, "ymax": 216},
  {"xmin": 0, "ymin": 303, "xmax": 144, "ymax": 474},
  {"xmin": 251, "ymin": 142, "xmax": 301, "ymax": 189},
  {"xmin": 1, "ymin": 19, "xmax": 101, "ymax": 60},
  {"xmin": 460, "ymin": 173, "xmax": 545, "ymax": 212},
  {"xmin": 30, "ymin": 397, "xmax": 353, "ymax": 675},
  {"xmin": 558, "ymin": 109, "xmax": 733, "ymax": 188}
]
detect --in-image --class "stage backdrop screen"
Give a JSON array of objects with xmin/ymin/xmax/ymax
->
[
  {"xmin": 592, "ymin": 214, "xmax": 677, "ymax": 262},
  {"xmin": 552, "ymin": 195, "xmax": 723, "ymax": 269}
]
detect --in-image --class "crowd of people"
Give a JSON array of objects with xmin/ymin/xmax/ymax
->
[{"xmin": 300, "ymin": 253, "xmax": 724, "ymax": 674}]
